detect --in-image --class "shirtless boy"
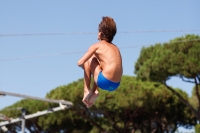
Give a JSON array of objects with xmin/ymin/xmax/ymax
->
[{"xmin": 77, "ymin": 16, "xmax": 123, "ymax": 108}]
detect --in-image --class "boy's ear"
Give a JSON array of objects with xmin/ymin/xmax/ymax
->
[{"xmin": 98, "ymin": 32, "xmax": 102, "ymax": 41}]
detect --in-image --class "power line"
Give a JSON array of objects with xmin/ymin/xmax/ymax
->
[
  {"xmin": 0, "ymin": 29, "xmax": 200, "ymax": 37},
  {"xmin": 0, "ymin": 45, "xmax": 149, "ymax": 62},
  {"xmin": 0, "ymin": 51, "xmax": 86, "ymax": 62},
  {"xmin": 0, "ymin": 38, "xmax": 200, "ymax": 62}
]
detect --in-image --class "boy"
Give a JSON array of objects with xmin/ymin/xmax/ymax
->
[{"xmin": 77, "ymin": 16, "xmax": 123, "ymax": 108}]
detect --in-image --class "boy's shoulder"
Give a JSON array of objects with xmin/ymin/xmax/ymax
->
[
  {"xmin": 91, "ymin": 41, "xmax": 105, "ymax": 48},
  {"xmin": 92, "ymin": 41, "xmax": 116, "ymax": 50}
]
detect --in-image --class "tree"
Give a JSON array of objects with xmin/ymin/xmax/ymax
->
[
  {"xmin": 135, "ymin": 34, "xmax": 200, "ymax": 121},
  {"xmin": 0, "ymin": 76, "xmax": 194, "ymax": 133},
  {"xmin": 190, "ymin": 85, "xmax": 200, "ymax": 133}
]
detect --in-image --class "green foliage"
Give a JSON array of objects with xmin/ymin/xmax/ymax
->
[
  {"xmin": 195, "ymin": 124, "xmax": 200, "ymax": 133},
  {"xmin": 135, "ymin": 34, "xmax": 200, "ymax": 82},
  {"xmin": 189, "ymin": 85, "xmax": 200, "ymax": 110},
  {"xmin": 1, "ymin": 34, "xmax": 199, "ymax": 132},
  {"xmin": 0, "ymin": 76, "xmax": 195, "ymax": 133},
  {"xmin": 134, "ymin": 34, "xmax": 200, "ymax": 130}
]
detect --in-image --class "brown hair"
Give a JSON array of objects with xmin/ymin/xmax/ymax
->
[{"xmin": 98, "ymin": 16, "xmax": 117, "ymax": 43}]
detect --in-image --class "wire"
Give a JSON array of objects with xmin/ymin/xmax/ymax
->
[
  {"xmin": 0, "ymin": 38, "xmax": 200, "ymax": 62},
  {"xmin": 0, "ymin": 50, "xmax": 86, "ymax": 61},
  {"xmin": 0, "ymin": 29, "xmax": 200, "ymax": 37},
  {"xmin": 0, "ymin": 32, "xmax": 96, "ymax": 37}
]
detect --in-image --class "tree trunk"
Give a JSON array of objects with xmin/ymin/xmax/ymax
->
[
  {"xmin": 104, "ymin": 112, "xmax": 122, "ymax": 133},
  {"xmin": 163, "ymin": 82, "xmax": 200, "ymax": 120},
  {"xmin": 78, "ymin": 110, "xmax": 108, "ymax": 133},
  {"xmin": 194, "ymin": 77, "xmax": 200, "ymax": 109}
]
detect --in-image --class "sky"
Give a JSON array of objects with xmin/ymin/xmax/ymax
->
[{"xmin": 0, "ymin": 1, "xmax": 200, "ymax": 132}]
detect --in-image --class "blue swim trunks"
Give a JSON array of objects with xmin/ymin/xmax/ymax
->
[{"xmin": 97, "ymin": 71, "xmax": 120, "ymax": 91}]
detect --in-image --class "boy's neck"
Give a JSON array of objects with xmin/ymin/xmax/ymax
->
[{"xmin": 100, "ymin": 40, "xmax": 112, "ymax": 44}]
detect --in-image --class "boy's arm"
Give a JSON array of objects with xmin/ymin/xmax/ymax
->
[{"xmin": 77, "ymin": 43, "xmax": 99, "ymax": 68}]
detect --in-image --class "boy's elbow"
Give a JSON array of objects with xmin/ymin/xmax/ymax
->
[
  {"xmin": 77, "ymin": 60, "xmax": 83, "ymax": 66},
  {"xmin": 77, "ymin": 61, "xmax": 81, "ymax": 66},
  {"xmin": 77, "ymin": 61, "xmax": 84, "ymax": 69}
]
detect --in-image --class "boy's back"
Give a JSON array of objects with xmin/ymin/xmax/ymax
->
[{"xmin": 95, "ymin": 40, "xmax": 122, "ymax": 82}]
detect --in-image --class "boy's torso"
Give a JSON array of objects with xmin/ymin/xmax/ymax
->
[{"xmin": 95, "ymin": 41, "xmax": 123, "ymax": 82}]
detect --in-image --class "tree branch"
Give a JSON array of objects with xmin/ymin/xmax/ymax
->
[
  {"xmin": 123, "ymin": 121, "xmax": 130, "ymax": 133},
  {"xmin": 123, "ymin": 109, "xmax": 131, "ymax": 133},
  {"xmin": 28, "ymin": 118, "xmax": 42, "ymax": 133},
  {"xmin": 194, "ymin": 77, "xmax": 200, "ymax": 109},
  {"xmin": 131, "ymin": 129, "xmax": 136, "ymax": 133},
  {"xmin": 197, "ymin": 75, "xmax": 200, "ymax": 84},
  {"xmin": 78, "ymin": 110, "xmax": 108, "ymax": 133},
  {"xmin": 104, "ymin": 112, "xmax": 123, "ymax": 133},
  {"xmin": 163, "ymin": 82, "xmax": 199, "ymax": 119},
  {"xmin": 180, "ymin": 76, "xmax": 195, "ymax": 83}
]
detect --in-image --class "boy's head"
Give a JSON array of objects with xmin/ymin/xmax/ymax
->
[{"xmin": 98, "ymin": 16, "xmax": 117, "ymax": 43}]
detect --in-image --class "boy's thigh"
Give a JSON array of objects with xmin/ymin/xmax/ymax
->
[{"xmin": 88, "ymin": 56, "xmax": 101, "ymax": 82}]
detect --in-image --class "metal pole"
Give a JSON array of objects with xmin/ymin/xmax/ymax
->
[
  {"xmin": 0, "ymin": 106, "xmax": 68, "ymax": 126},
  {"xmin": 21, "ymin": 108, "xmax": 26, "ymax": 133},
  {"xmin": 21, "ymin": 119, "xmax": 25, "ymax": 133},
  {"xmin": 0, "ymin": 90, "xmax": 73, "ymax": 106}
]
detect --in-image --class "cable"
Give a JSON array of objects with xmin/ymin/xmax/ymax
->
[
  {"xmin": 0, "ymin": 38, "xmax": 200, "ymax": 62},
  {"xmin": 0, "ymin": 29, "xmax": 200, "ymax": 37},
  {"xmin": 0, "ymin": 50, "xmax": 86, "ymax": 61}
]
